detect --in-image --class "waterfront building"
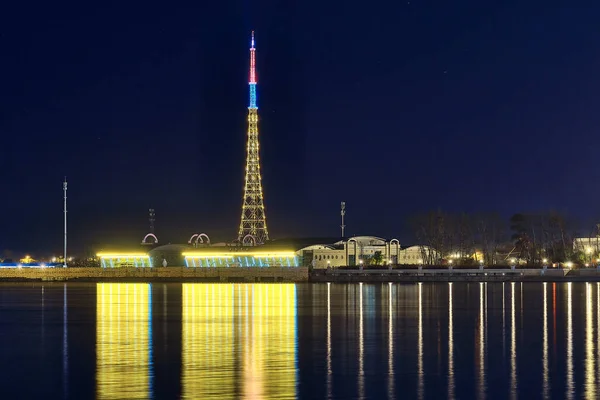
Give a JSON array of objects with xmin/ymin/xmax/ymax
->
[
  {"xmin": 573, "ymin": 237, "xmax": 600, "ymax": 254},
  {"xmin": 97, "ymin": 252, "xmax": 152, "ymax": 268},
  {"xmin": 296, "ymin": 237, "xmax": 440, "ymax": 268}
]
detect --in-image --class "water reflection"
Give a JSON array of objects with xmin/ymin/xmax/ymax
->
[
  {"xmin": 11, "ymin": 281, "xmax": 600, "ymax": 399},
  {"xmin": 96, "ymin": 283, "xmax": 153, "ymax": 400},
  {"xmin": 62, "ymin": 284, "xmax": 68, "ymax": 399},
  {"xmin": 586, "ymin": 283, "xmax": 596, "ymax": 399},
  {"xmin": 358, "ymin": 283, "xmax": 364, "ymax": 400},
  {"xmin": 387, "ymin": 283, "xmax": 394, "ymax": 399},
  {"xmin": 478, "ymin": 282, "xmax": 485, "ymax": 399},
  {"xmin": 181, "ymin": 284, "xmax": 297, "ymax": 400},
  {"xmin": 448, "ymin": 283, "xmax": 454, "ymax": 399},
  {"xmin": 567, "ymin": 282, "xmax": 574, "ymax": 399},
  {"xmin": 327, "ymin": 283, "xmax": 332, "ymax": 399},
  {"xmin": 417, "ymin": 283, "xmax": 423, "ymax": 400},
  {"xmin": 543, "ymin": 283, "xmax": 549, "ymax": 399},
  {"xmin": 511, "ymin": 282, "xmax": 517, "ymax": 399}
]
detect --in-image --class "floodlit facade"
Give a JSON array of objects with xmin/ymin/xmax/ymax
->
[
  {"xmin": 573, "ymin": 237, "xmax": 600, "ymax": 254},
  {"xmin": 296, "ymin": 237, "xmax": 439, "ymax": 268},
  {"xmin": 297, "ymin": 236, "xmax": 402, "ymax": 268},
  {"xmin": 183, "ymin": 250, "xmax": 299, "ymax": 267},
  {"xmin": 97, "ymin": 253, "xmax": 152, "ymax": 268}
]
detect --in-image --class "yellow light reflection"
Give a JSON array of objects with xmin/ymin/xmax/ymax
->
[
  {"xmin": 96, "ymin": 283, "xmax": 151, "ymax": 400},
  {"xmin": 358, "ymin": 283, "xmax": 364, "ymax": 400},
  {"xmin": 543, "ymin": 283, "xmax": 549, "ymax": 399},
  {"xmin": 566, "ymin": 283, "xmax": 574, "ymax": 400},
  {"xmin": 448, "ymin": 283, "xmax": 454, "ymax": 399},
  {"xmin": 327, "ymin": 283, "xmax": 332, "ymax": 399},
  {"xmin": 388, "ymin": 282, "xmax": 394, "ymax": 399},
  {"xmin": 585, "ymin": 283, "xmax": 595, "ymax": 399},
  {"xmin": 478, "ymin": 282, "xmax": 485, "ymax": 399},
  {"xmin": 181, "ymin": 284, "xmax": 296, "ymax": 400},
  {"xmin": 418, "ymin": 283, "xmax": 423, "ymax": 400},
  {"xmin": 510, "ymin": 282, "xmax": 517, "ymax": 399}
]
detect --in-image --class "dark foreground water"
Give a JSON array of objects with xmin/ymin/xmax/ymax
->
[{"xmin": 0, "ymin": 282, "xmax": 598, "ymax": 399}]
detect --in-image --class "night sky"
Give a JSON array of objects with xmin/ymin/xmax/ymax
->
[{"xmin": 2, "ymin": 1, "xmax": 600, "ymax": 255}]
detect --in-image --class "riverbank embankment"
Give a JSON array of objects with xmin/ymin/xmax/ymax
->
[{"xmin": 0, "ymin": 267, "xmax": 309, "ymax": 282}]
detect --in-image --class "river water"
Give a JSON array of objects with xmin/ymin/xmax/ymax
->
[{"xmin": 0, "ymin": 282, "xmax": 597, "ymax": 399}]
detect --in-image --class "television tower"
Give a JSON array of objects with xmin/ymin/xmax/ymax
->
[{"xmin": 238, "ymin": 31, "xmax": 269, "ymax": 244}]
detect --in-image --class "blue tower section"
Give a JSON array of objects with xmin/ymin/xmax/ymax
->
[{"xmin": 249, "ymin": 83, "xmax": 257, "ymax": 109}]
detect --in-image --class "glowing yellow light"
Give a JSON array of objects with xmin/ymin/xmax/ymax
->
[
  {"xmin": 96, "ymin": 283, "xmax": 151, "ymax": 399},
  {"xmin": 97, "ymin": 253, "xmax": 149, "ymax": 258},
  {"xmin": 182, "ymin": 251, "xmax": 296, "ymax": 258}
]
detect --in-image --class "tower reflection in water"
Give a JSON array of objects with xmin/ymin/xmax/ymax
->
[
  {"xmin": 182, "ymin": 283, "xmax": 297, "ymax": 400},
  {"xmin": 96, "ymin": 283, "xmax": 153, "ymax": 399}
]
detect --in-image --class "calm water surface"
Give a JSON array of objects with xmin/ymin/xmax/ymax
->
[{"xmin": 0, "ymin": 282, "xmax": 598, "ymax": 399}]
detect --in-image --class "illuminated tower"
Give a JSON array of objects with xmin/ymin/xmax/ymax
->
[{"xmin": 238, "ymin": 31, "xmax": 269, "ymax": 244}]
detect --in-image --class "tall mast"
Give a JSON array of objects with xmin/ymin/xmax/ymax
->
[
  {"xmin": 238, "ymin": 31, "xmax": 269, "ymax": 244},
  {"xmin": 63, "ymin": 177, "xmax": 67, "ymax": 268}
]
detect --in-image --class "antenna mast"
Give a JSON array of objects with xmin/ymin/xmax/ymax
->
[
  {"xmin": 340, "ymin": 201, "xmax": 346, "ymax": 238},
  {"xmin": 149, "ymin": 209, "xmax": 155, "ymax": 234},
  {"xmin": 63, "ymin": 177, "xmax": 68, "ymax": 268}
]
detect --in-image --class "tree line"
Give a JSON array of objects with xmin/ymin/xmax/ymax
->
[{"xmin": 409, "ymin": 210, "xmax": 598, "ymax": 266}]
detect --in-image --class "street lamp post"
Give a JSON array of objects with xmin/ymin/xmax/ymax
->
[{"xmin": 63, "ymin": 178, "xmax": 67, "ymax": 268}]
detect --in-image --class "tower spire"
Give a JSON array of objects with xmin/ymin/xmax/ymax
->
[
  {"xmin": 238, "ymin": 31, "xmax": 269, "ymax": 244},
  {"xmin": 248, "ymin": 30, "xmax": 257, "ymax": 108}
]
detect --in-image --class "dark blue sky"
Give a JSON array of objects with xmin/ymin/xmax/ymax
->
[{"xmin": 2, "ymin": 1, "xmax": 600, "ymax": 254}]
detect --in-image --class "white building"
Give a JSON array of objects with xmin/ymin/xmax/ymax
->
[
  {"xmin": 573, "ymin": 237, "xmax": 600, "ymax": 252},
  {"xmin": 296, "ymin": 236, "xmax": 438, "ymax": 268}
]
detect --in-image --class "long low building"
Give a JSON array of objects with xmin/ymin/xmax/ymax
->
[{"xmin": 96, "ymin": 236, "xmax": 435, "ymax": 268}]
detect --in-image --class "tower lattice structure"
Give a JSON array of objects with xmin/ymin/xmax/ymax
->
[{"xmin": 238, "ymin": 31, "xmax": 269, "ymax": 244}]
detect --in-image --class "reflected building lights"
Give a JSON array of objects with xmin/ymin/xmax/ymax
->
[
  {"xmin": 388, "ymin": 282, "xmax": 394, "ymax": 399},
  {"xmin": 478, "ymin": 282, "xmax": 485, "ymax": 399},
  {"xmin": 358, "ymin": 283, "xmax": 364, "ymax": 400},
  {"xmin": 182, "ymin": 284, "xmax": 235, "ymax": 399},
  {"xmin": 510, "ymin": 282, "xmax": 517, "ymax": 399},
  {"xmin": 448, "ymin": 283, "xmax": 454, "ymax": 399},
  {"xmin": 96, "ymin": 283, "xmax": 152, "ymax": 400},
  {"xmin": 543, "ymin": 283, "xmax": 549, "ymax": 399},
  {"xmin": 63, "ymin": 283, "xmax": 68, "ymax": 398},
  {"xmin": 181, "ymin": 284, "xmax": 296, "ymax": 400},
  {"xmin": 502, "ymin": 282, "xmax": 506, "ymax": 355},
  {"xmin": 327, "ymin": 282, "xmax": 332, "ymax": 399},
  {"xmin": 566, "ymin": 282, "xmax": 574, "ymax": 399},
  {"xmin": 418, "ymin": 283, "xmax": 423, "ymax": 400},
  {"xmin": 597, "ymin": 283, "xmax": 600, "ymax": 388},
  {"xmin": 585, "ymin": 283, "xmax": 595, "ymax": 399}
]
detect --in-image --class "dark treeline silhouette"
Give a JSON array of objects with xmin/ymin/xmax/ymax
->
[{"xmin": 409, "ymin": 210, "xmax": 598, "ymax": 267}]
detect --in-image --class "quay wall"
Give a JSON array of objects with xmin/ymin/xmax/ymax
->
[{"xmin": 0, "ymin": 267, "xmax": 309, "ymax": 283}]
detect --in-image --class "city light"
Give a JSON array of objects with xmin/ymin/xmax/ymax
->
[
  {"xmin": 182, "ymin": 251, "xmax": 296, "ymax": 258},
  {"xmin": 97, "ymin": 253, "xmax": 152, "ymax": 268}
]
